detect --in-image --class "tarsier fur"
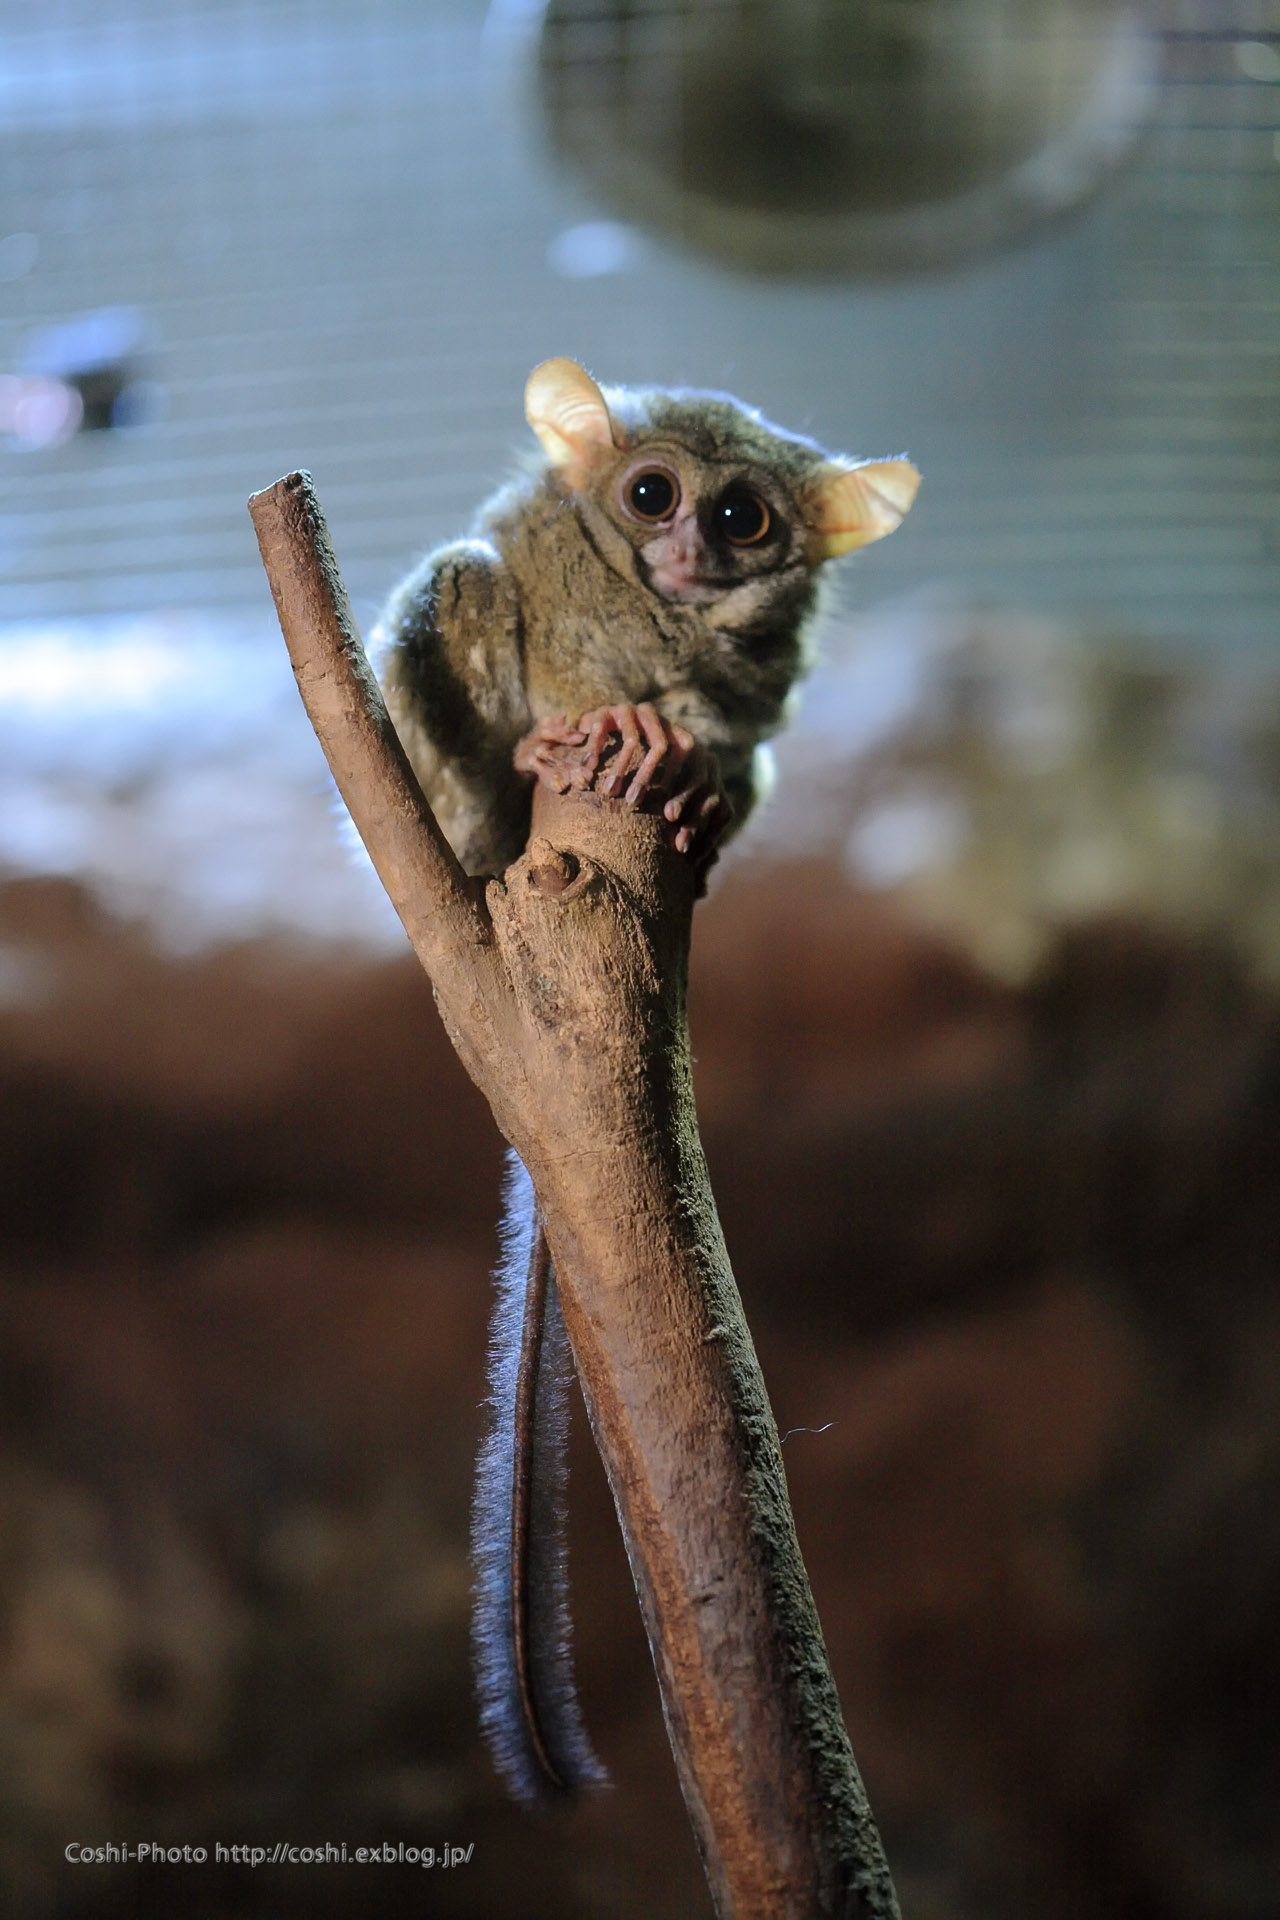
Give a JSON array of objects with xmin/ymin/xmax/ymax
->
[{"xmin": 370, "ymin": 357, "xmax": 919, "ymax": 1804}]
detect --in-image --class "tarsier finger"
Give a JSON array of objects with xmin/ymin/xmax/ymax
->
[
  {"xmin": 575, "ymin": 703, "xmax": 657, "ymax": 795},
  {"xmin": 624, "ymin": 704, "xmax": 675, "ymax": 805},
  {"xmin": 645, "ymin": 736, "xmax": 694, "ymax": 808},
  {"xmin": 581, "ymin": 706, "xmax": 622, "ymax": 771},
  {"xmin": 664, "ymin": 769, "xmax": 707, "ymax": 822},
  {"xmin": 513, "ymin": 714, "xmax": 591, "ymax": 782},
  {"xmin": 531, "ymin": 753, "xmax": 571, "ymax": 794},
  {"xmin": 601, "ymin": 712, "xmax": 644, "ymax": 794}
]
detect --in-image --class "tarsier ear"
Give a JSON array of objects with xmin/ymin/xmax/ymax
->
[
  {"xmin": 808, "ymin": 458, "xmax": 921, "ymax": 560},
  {"xmin": 524, "ymin": 358, "xmax": 618, "ymax": 481}
]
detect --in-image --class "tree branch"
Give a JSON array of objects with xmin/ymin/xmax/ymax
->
[
  {"xmin": 249, "ymin": 471, "xmax": 901, "ymax": 1920},
  {"xmin": 249, "ymin": 471, "xmax": 496, "ymax": 983}
]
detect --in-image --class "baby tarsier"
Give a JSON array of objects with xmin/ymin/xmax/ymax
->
[{"xmin": 371, "ymin": 357, "xmax": 919, "ymax": 1806}]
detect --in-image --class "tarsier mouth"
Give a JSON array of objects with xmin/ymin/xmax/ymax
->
[{"xmin": 642, "ymin": 549, "xmax": 721, "ymax": 603}]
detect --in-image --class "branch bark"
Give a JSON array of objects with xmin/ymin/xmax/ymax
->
[{"xmin": 249, "ymin": 470, "xmax": 901, "ymax": 1920}]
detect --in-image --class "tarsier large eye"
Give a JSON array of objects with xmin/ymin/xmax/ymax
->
[
  {"xmin": 714, "ymin": 483, "xmax": 771, "ymax": 546},
  {"xmin": 625, "ymin": 468, "xmax": 679, "ymax": 522}
]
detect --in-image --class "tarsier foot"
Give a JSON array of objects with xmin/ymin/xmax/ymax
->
[{"xmin": 515, "ymin": 703, "xmax": 732, "ymax": 882}]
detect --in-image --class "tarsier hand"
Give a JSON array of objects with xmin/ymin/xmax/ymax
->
[{"xmin": 514, "ymin": 703, "xmax": 733, "ymax": 884}]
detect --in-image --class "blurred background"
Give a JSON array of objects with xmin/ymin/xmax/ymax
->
[{"xmin": 1, "ymin": 0, "xmax": 1278, "ymax": 1914}]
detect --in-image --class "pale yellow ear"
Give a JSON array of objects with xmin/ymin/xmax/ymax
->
[
  {"xmin": 808, "ymin": 458, "xmax": 921, "ymax": 560},
  {"xmin": 524, "ymin": 358, "xmax": 617, "ymax": 478}
]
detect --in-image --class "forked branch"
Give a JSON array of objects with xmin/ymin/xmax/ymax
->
[{"xmin": 249, "ymin": 470, "xmax": 900, "ymax": 1920}]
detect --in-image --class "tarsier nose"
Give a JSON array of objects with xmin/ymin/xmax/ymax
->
[{"xmin": 668, "ymin": 516, "xmax": 704, "ymax": 563}]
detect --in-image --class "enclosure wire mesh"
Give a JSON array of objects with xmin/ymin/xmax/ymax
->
[{"xmin": 0, "ymin": 0, "xmax": 1274, "ymax": 641}]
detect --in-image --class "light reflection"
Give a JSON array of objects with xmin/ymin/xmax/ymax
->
[
  {"xmin": 0, "ymin": 375, "xmax": 84, "ymax": 450},
  {"xmin": 0, "ymin": 615, "xmax": 402, "ymax": 953},
  {"xmin": 0, "ymin": 629, "xmax": 182, "ymax": 707}
]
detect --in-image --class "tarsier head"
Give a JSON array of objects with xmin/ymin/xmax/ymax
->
[{"xmin": 524, "ymin": 357, "xmax": 919, "ymax": 610}]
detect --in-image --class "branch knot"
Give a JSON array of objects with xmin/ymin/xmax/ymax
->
[{"xmin": 527, "ymin": 840, "xmax": 581, "ymax": 897}]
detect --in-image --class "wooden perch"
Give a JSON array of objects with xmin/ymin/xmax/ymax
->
[{"xmin": 249, "ymin": 470, "xmax": 901, "ymax": 1920}]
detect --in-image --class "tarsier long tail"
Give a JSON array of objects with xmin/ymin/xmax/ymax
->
[{"xmin": 471, "ymin": 1150, "xmax": 608, "ymax": 1805}]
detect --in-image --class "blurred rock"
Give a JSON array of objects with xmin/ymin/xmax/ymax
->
[{"xmin": 750, "ymin": 600, "xmax": 1280, "ymax": 989}]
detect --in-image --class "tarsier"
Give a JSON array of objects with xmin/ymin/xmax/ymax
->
[{"xmin": 371, "ymin": 358, "xmax": 919, "ymax": 1804}]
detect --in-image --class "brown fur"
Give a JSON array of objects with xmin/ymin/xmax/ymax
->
[{"xmin": 370, "ymin": 371, "xmax": 905, "ymax": 876}]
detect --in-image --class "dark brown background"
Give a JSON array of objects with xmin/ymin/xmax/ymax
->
[{"xmin": 3, "ymin": 856, "xmax": 1278, "ymax": 1918}]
